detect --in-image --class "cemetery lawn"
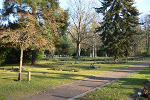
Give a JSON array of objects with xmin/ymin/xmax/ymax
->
[
  {"xmin": 76, "ymin": 67, "xmax": 150, "ymax": 100},
  {"xmin": 0, "ymin": 57, "xmax": 149, "ymax": 99}
]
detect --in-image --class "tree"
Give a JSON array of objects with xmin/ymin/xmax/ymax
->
[
  {"xmin": 131, "ymin": 26, "xmax": 145, "ymax": 56},
  {"xmin": 96, "ymin": 0, "xmax": 139, "ymax": 61},
  {"xmin": 81, "ymin": 20, "xmax": 102, "ymax": 58},
  {"xmin": 54, "ymin": 9, "xmax": 70, "ymax": 56},
  {"xmin": 67, "ymin": 0, "xmax": 95, "ymax": 58},
  {"xmin": 55, "ymin": 34, "xmax": 75, "ymax": 56},
  {"xmin": 0, "ymin": 0, "xmax": 67, "ymax": 81},
  {"xmin": 31, "ymin": 6, "xmax": 69, "ymax": 65},
  {"xmin": 143, "ymin": 14, "xmax": 150, "ymax": 54}
]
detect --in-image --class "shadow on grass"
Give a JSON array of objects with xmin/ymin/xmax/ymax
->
[
  {"xmin": 77, "ymin": 72, "xmax": 149, "ymax": 100},
  {"xmin": 29, "ymin": 61, "xmax": 141, "ymax": 73},
  {"xmin": 31, "ymin": 71, "xmax": 92, "ymax": 80},
  {"xmin": 31, "ymin": 63, "xmax": 92, "ymax": 71}
]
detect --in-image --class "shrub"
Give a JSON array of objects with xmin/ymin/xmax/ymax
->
[
  {"xmin": 37, "ymin": 50, "xmax": 44, "ymax": 61},
  {"xmin": 97, "ymin": 49, "xmax": 105, "ymax": 57},
  {"xmin": 0, "ymin": 48, "xmax": 44, "ymax": 64},
  {"xmin": 142, "ymin": 52, "xmax": 149, "ymax": 57},
  {"xmin": 0, "ymin": 47, "xmax": 12, "ymax": 65}
]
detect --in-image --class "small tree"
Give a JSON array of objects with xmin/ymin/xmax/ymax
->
[
  {"xmin": 0, "ymin": 0, "xmax": 66, "ymax": 81},
  {"xmin": 55, "ymin": 35, "xmax": 75, "ymax": 56},
  {"xmin": 0, "ymin": 14, "xmax": 50, "ymax": 80}
]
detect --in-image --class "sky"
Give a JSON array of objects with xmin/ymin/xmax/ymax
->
[
  {"xmin": 0, "ymin": 0, "xmax": 150, "ymax": 18},
  {"xmin": 59, "ymin": 0, "xmax": 150, "ymax": 18},
  {"xmin": 0, "ymin": 0, "xmax": 2, "ymax": 9}
]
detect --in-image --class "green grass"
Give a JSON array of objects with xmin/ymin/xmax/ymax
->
[
  {"xmin": 76, "ymin": 67, "xmax": 150, "ymax": 100},
  {"xmin": 0, "ymin": 57, "xmax": 149, "ymax": 100}
]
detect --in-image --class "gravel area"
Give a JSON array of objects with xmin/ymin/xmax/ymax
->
[{"xmin": 8, "ymin": 61, "xmax": 150, "ymax": 100}]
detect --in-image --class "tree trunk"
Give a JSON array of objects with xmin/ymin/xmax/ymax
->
[
  {"xmin": 90, "ymin": 51, "xmax": 92, "ymax": 57},
  {"xmin": 92, "ymin": 44, "xmax": 94, "ymax": 58},
  {"xmin": 32, "ymin": 49, "xmax": 37, "ymax": 65},
  {"xmin": 94, "ymin": 37, "xmax": 97, "ymax": 58},
  {"xmin": 126, "ymin": 57, "xmax": 128, "ymax": 62},
  {"xmin": 94, "ymin": 45, "xmax": 97, "ymax": 58},
  {"xmin": 76, "ymin": 43, "xmax": 79, "ymax": 57},
  {"xmin": 105, "ymin": 53, "xmax": 107, "ymax": 57},
  {"xmin": 79, "ymin": 44, "xmax": 81, "ymax": 56},
  {"xmin": 84, "ymin": 49, "xmax": 86, "ymax": 56},
  {"xmin": 18, "ymin": 48, "xmax": 23, "ymax": 81},
  {"xmin": 114, "ymin": 55, "xmax": 118, "ymax": 62},
  {"xmin": 147, "ymin": 34, "xmax": 149, "ymax": 54}
]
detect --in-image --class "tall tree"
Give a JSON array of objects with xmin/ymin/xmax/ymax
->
[
  {"xmin": 143, "ymin": 14, "xmax": 150, "ymax": 54},
  {"xmin": 81, "ymin": 20, "xmax": 101, "ymax": 58},
  {"xmin": 131, "ymin": 26, "xmax": 145, "ymax": 56},
  {"xmin": 30, "ymin": 2, "xmax": 69, "ymax": 64},
  {"xmin": 0, "ymin": 0, "xmax": 67, "ymax": 81},
  {"xmin": 96, "ymin": 0, "xmax": 139, "ymax": 60},
  {"xmin": 67, "ymin": 0, "xmax": 95, "ymax": 58},
  {"xmin": 54, "ymin": 9, "xmax": 70, "ymax": 56}
]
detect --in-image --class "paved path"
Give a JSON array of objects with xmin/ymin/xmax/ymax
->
[{"xmin": 8, "ymin": 61, "xmax": 150, "ymax": 100}]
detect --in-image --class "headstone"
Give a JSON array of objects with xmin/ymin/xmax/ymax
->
[
  {"xmin": 75, "ymin": 61, "xmax": 80, "ymax": 64},
  {"xmin": 91, "ymin": 64, "xmax": 100, "ymax": 68}
]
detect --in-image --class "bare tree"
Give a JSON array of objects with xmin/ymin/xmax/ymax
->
[
  {"xmin": 81, "ymin": 19, "xmax": 102, "ymax": 58},
  {"xmin": 67, "ymin": 0, "xmax": 96, "ymax": 58},
  {"xmin": 131, "ymin": 26, "xmax": 145, "ymax": 56},
  {"xmin": 143, "ymin": 14, "xmax": 150, "ymax": 54}
]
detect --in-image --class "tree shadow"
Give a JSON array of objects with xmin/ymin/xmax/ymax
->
[
  {"xmin": 31, "ymin": 63, "xmax": 93, "ymax": 71},
  {"xmin": 30, "ymin": 71, "xmax": 92, "ymax": 80}
]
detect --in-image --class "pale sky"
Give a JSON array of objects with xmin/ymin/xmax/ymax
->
[
  {"xmin": 0, "ymin": 0, "xmax": 2, "ymax": 9},
  {"xmin": 59, "ymin": 0, "xmax": 150, "ymax": 18},
  {"xmin": 0, "ymin": 0, "xmax": 149, "ymax": 18}
]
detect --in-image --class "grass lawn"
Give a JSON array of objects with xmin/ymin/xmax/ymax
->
[
  {"xmin": 0, "ymin": 57, "xmax": 149, "ymax": 99},
  {"xmin": 76, "ymin": 67, "xmax": 150, "ymax": 100}
]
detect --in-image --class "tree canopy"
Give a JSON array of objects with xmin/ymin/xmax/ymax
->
[
  {"xmin": 0, "ymin": 0, "xmax": 69, "ymax": 80},
  {"xmin": 96, "ymin": 0, "xmax": 140, "ymax": 60},
  {"xmin": 67, "ymin": 0, "xmax": 96, "ymax": 57}
]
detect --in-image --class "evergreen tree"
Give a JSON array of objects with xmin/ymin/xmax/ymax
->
[
  {"xmin": 96, "ymin": 0, "xmax": 139, "ymax": 60},
  {"xmin": 55, "ymin": 34, "xmax": 75, "ymax": 56}
]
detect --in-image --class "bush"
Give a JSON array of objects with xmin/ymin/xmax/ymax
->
[
  {"xmin": 4, "ymin": 48, "xmax": 32, "ymax": 64},
  {"xmin": 97, "ymin": 49, "xmax": 105, "ymax": 57},
  {"xmin": 72, "ymin": 53, "xmax": 76, "ymax": 56},
  {"xmin": 80, "ymin": 49, "xmax": 90, "ymax": 56},
  {"xmin": 37, "ymin": 50, "xmax": 44, "ymax": 61},
  {"xmin": 0, "ymin": 47, "xmax": 13, "ymax": 65},
  {"xmin": 0, "ymin": 47, "xmax": 44, "ymax": 65},
  {"xmin": 142, "ymin": 52, "xmax": 149, "ymax": 57}
]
